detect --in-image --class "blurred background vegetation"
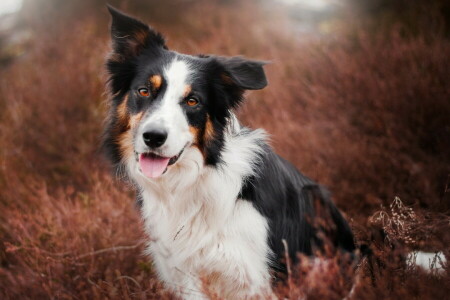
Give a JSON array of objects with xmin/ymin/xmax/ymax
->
[{"xmin": 0, "ymin": 0, "xmax": 449, "ymax": 299}]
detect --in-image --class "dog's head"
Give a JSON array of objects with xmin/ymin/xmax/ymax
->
[{"xmin": 103, "ymin": 6, "xmax": 267, "ymax": 181}]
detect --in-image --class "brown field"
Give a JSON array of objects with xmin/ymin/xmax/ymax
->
[{"xmin": 0, "ymin": 0, "xmax": 449, "ymax": 299}]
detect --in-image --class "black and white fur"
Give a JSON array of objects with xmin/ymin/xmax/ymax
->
[{"xmin": 103, "ymin": 6, "xmax": 355, "ymax": 299}]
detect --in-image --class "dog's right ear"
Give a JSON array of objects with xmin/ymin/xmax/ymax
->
[{"xmin": 107, "ymin": 5, "xmax": 167, "ymax": 61}]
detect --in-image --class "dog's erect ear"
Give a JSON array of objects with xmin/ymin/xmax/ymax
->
[
  {"xmin": 107, "ymin": 5, "xmax": 166, "ymax": 60},
  {"xmin": 218, "ymin": 57, "xmax": 268, "ymax": 90}
]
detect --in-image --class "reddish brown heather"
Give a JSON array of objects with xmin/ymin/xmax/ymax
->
[{"xmin": 0, "ymin": 0, "xmax": 449, "ymax": 299}]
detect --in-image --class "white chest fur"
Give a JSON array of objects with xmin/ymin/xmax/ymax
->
[{"xmin": 132, "ymin": 128, "xmax": 273, "ymax": 299}]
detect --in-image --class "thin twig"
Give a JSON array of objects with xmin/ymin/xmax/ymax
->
[
  {"xmin": 4, "ymin": 242, "xmax": 72, "ymax": 257},
  {"xmin": 76, "ymin": 241, "xmax": 144, "ymax": 260},
  {"xmin": 282, "ymin": 239, "xmax": 293, "ymax": 299}
]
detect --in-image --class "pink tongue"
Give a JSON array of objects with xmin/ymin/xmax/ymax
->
[{"xmin": 139, "ymin": 154, "xmax": 170, "ymax": 178}]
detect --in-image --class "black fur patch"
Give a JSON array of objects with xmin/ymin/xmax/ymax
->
[{"xmin": 239, "ymin": 145, "xmax": 356, "ymax": 274}]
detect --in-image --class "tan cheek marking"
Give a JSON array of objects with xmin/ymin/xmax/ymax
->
[
  {"xmin": 189, "ymin": 126, "xmax": 200, "ymax": 144},
  {"xmin": 191, "ymin": 116, "xmax": 214, "ymax": 159},
  {"xmin": 120, "ymin": 111, "xmax": 144, "ymax": 159},
  {"xmin": 116, "ymin": 95, "xmax": 129, "ymax": 122},
  {"xmin": 115, "ymin": 95, "xmax": 144, "ymax": 161},
  {"xmin": 149, "ymin": 75, "xmax": 162, "ymax": 91},
  {"xmin": 204, "ymin": 116, "xmax": 215, "ymax": 142},
  {"xmin": 183, "ymin": 85, "xmax": 192, "ymax": 98},
  {"xmin": 117, "ymin": 130, "xmax": 134, "ymax": 161}
]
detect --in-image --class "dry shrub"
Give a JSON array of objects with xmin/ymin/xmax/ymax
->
[
  {"xmin": 274, "ymin": 253, "xmax": 356, "ymax": 300},
  {"xmin": 369, "ymin": 197, "xmax": 418, "ymax": 246},
  {"xmin": 241, "ymin": 27, "xmax": 450, "ymax": 219},
  {"xmin": 0, "ymin": 0, "xmax": 449, "ymax": 298},
  {"xmin": 349, "ymin": 197, "xmax": 449, "ymax": 299},
  {"xmin": 0, "ymin": 19, "xmax": 107, "ymax": 190},
  {"xmin": 0, "ymin": 174, "xmax": 168, "ymax": 299}
]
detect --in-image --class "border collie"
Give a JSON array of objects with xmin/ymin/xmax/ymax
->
[{"xmin": 103, "ymin": 6, "xmax": 355, "ymax": 299}]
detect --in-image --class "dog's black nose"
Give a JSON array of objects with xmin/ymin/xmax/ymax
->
[{"xmin": 143, "ymin": 129, "xmax": 168, "ymax": 148}]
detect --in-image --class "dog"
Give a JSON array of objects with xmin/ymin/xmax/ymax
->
[{"xmin": 103, "ymin": 6, "xmax": 356, "ymax": 299}]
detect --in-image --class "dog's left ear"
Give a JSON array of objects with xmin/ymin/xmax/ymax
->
[
  {"xmin": 218, "ymin": 57, "xmax": 268, "ymax": 90},
  {"xmin": 107, "ymin": 5, "xmax": 167, "ymax": 61}
]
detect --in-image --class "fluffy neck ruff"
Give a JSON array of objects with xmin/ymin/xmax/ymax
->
[{"xmin": 128, "ymin": 119, "xmax": 271, "ymax": 297}]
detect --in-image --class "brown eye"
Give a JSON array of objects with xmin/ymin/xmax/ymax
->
[
  {"xmin": 186, "ymin": 97, "xmax": 199, "ymax": 107},
  {"xmin": 138, "ymin": 88, "xmax": 150, "ymax": 97}
]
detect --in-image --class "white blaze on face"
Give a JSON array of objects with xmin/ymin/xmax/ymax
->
[{"xmin": 136, "ymin": 58, "xmax": 193, "ymax": 158}]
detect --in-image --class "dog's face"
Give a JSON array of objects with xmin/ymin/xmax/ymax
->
[{"xmin": 103, "ymin": 6, "xmax": 267, "ymax": 181}]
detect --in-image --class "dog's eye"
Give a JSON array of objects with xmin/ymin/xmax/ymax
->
[
  {"xmin": 138, "ymin": 88, "xmax": 150, "ymax": 97},
  {"xmin": 186, "ymin": 97, "xmax": 199, "ymax": 107}
]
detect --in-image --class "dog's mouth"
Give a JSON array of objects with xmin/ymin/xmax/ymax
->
[{"xmin": 137, "ymin": 148, "xmax": 184, "ymax": 179}]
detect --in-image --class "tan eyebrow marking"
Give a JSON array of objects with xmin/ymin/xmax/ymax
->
[
  {"xmin": 149, "ymin": 75, "xmax": 162, "ymax": 90},
  {"xmin": 183, "ymin": 85, "xmax": 192, "ymax": 98}
]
